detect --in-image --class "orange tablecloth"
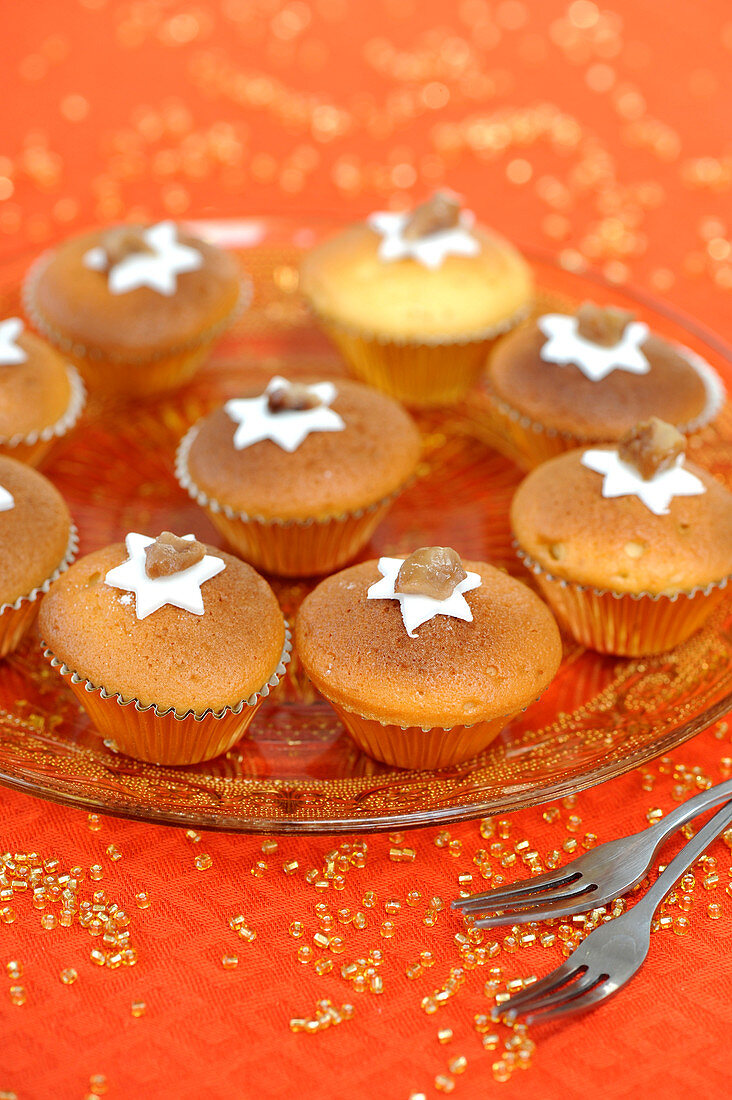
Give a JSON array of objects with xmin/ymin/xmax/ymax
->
[{"xmin": 2, "ymin": 3, "xmax": 732, "ymax": 1098}]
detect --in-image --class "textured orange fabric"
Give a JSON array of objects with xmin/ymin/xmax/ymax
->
[{"xmin": 2, "ymin": 3, "xmax": 732, "ymax": 1099}]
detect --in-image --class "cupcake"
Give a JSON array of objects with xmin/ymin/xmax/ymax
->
[
  {"xmin": 38, "ymin": 530, "xmax": 290, "ymax": 765},
  {"xmin": 300, "ymin": 191, "xmax": 533, "ymax": 407},
  {"xmin": 0, "ymin": 318, "xmax": 85, "ymax": 466},
  {"xmin": 24, "ymin": 221, "xmax": 244, "ymax": 398},
  {"xmin": 176, "ymin": 375, "xmax": 421, "ymax": 577},
  {"xmin": 296, "ymin": 546, "xmax": 562, "ymax": 769},
  {"xmin": 483, "ymin": 301, "xmax": 724, "ymax": 469},
  {"xmin": 510, "ymin": 419, "xmax": 732, "ymax": 656},
  {"xmin": 0, "ymin": 455, "xmax": 77, "ymax": 657}
]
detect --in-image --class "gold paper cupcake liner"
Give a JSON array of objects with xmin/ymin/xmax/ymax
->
[
  {"xmin": 0, "ymin": 366, "xmax": 86, "ymax": 468},
  {"xmin": 0, "ymin": 525, "xmax": 79, "ymax": 658},
  {"xmin": 516, "ymin": 545, "xmax": 731, "ymax": 657},
  {"xmin": 41, "ymin": 627, "xmax": 292, "ymax": 766},
  {"xmin": 312, "ymin": 305, "xmax": 529, "ymax": 409},
  {"xmin": 329, "ymin": 702, "xmax": 516, "ymax": 770},
  {"xmin": 479, "ymin": 343, "xmax": 726, "ymax": 471},
  {"xmin": 23, "ymin": 254, "xmax": 251, "ymax": 398},
  {"xmin": 176, "ymin": 425, "xmax": 406, "ymax": 577}
]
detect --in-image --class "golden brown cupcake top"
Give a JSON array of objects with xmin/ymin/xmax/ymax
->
[
  {"xmin": 38, "ymin": 542, "xmax": 286, "ymax": 714},
  {"xmin": 184, "ymin": 377, "xmax": 421, "ymax": 521},
  {"xmin": 0, "ymin": 325, "xmax": 74, "ymax": 440},
  {"xmin": 0, "ymin": 455, "xmax": 72, "ymax": 604},
  {"xmin": 296, "ymin": 559, "xmax": 562, "ymax": 728},
  {"xmin": 510, "ymin": 447, "xmax": 732, "ymax": 594},
  {"xmin": 28, "ymin": 222, "xmax": 241, "ymax": 358},
  {"xmin": 300, "ymin": 220, "xmax": 532, "ymax": 339},
  {"xmin": 488, "ymin": 308, "xmax": 711, "ymax": 439}
]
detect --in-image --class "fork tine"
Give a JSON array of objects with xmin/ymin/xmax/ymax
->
[
  {"xmin": 490, "ymin": 959, "xmax": 582, "ymax": 1021},
  {"xmin": 501, "ymin": 970, "xmax": 598, "ymax": 1022},
  {"xmin": 474, "ymin": 889, "xmax": 600, "ymax": 928},
  {"xmin": 522, "ymin": 977, "xmax": 616, "ymax": 1025},
  {"xmin": 462, "ymin": 877, "xmax": 595, "ymax": 917},
  {"xmin": 452, "ymin": 868, "xmax": 580, "ymax": 910}
]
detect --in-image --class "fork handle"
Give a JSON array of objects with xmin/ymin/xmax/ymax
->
[
  {"xmin": 634, "ymin": 800, "xmax": 732, "ymax": 920},
  {"xmin": 646, "ymin": 776, "xmax": 732, "ymax": 851}
]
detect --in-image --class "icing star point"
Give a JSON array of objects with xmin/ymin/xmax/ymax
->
[
  {"xmin": 104, "ymin": 532, "xmax": 225, "ymax": 619},
  {"xmin": 367, "ymin": 556, "xmax": 481, "ymax": 638},
  {"xmin": 538, "ymin": 313, "xmax": 651, "ymax": 382},
  {"xmin": 367, "ymin": 210, "xmax": 480, "ymax": 270},
  {"xmin": 83, "ymin": 221, "xmax": 202, "ymax": 296},
  {"xmin": 581, "ymin": 450, "xmax": 706, "ymax": 516},
  {"xmin": 0, "ymin": 318, "xmax": 27, "ymax": 366},
  {"xmin": 224, "ymin": 376, "xmax": 345, "ymax": 452}
]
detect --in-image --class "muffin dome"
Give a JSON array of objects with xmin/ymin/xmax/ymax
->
[
  {"xmin": 26, "ymin": 222, "xmax": 241, "ymax": 360},
  {"xmin": 296, "ymin": 558, "xmax": 562, "ymax": 729},
  {"xmin": 183, "ymin": 377, "xmax": 421, "ymax": 522},
  {"xmin": 38, "ymin": 541, "xmax": 286, "ymax": 714},
  {"xmin": 489, "ymin": 310, "xmax": 717, "ymax": 441},
  {"xmin": 300, "ymin": 222, "xmax": 532, "ymax": 340},
  {"xmin": 0, "ymin": 323, "xmax": 80, "ymax": 443},
  {"xmin": 510, "ymin": 447, "xmax": 732, "ymax": 594},
  {"xmin": 0, "ymin": 455, "xmax": 73, "ymax": 605}
]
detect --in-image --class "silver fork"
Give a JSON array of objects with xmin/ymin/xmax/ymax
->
[
  {"xmin": 492, "ymin": 799, "xmax": 732, "ymax": 1024},
  {"xmin": 452, "ymin": 777, "xmax": 732, "ymax": 927}
]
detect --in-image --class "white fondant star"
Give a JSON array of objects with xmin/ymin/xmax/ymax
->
[
  {"xmin": 367, "ymin": 556, "xmax": 482, "ymax": 638},
  {"xmin": 224, "ymin": 377, "xmax": 346, "ymax": 453},
  {"xmin": 538, "ymin": 313, "xmax": 651, "ymax": 382},
  {"xmin": 0, "ymin": 485, "xmax": 14, "ymax": 512},
  {"xmin": 0, "ymin": 318, "xmax": 27, "ymax": 366},
  {"xmin": 104, "ymin": 532, "xmax": 225, "ymax": 619},
  {"xmin": 581, "ymin": 450, "xmax": 706, "ymax": 516},
  {"xmin": 83, "ymin": 221, "xmax": 203, "ymax": 295},
  {"xmin": 367, "ymin": 210, "xmax": 480, "ymax": 270}
]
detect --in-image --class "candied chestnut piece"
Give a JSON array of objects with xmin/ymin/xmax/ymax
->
[
  {"xmin": 267, "ymin": 380, "xmax": 322, "ymax": 413},
  {"xmin": 402, "ymin": 192, "xmax": 462, "ymax": 241},
  {"xmin": 618, "ymin": 417, "xmax": 685, "ymax": 481},
  {"xmin": 145, "ymin": 531, "xmax": 206, "ymax": 579},
  {"xmin": 395, "ymin": 546, "xmax": 467, "ymax": 600},
  {"xmin": 576, "ymin": 302, "xmax": 634, "ymax": 347},
  {"xmin": 99, "ymin": 226, "xmax": 154, "ymax": 268}
]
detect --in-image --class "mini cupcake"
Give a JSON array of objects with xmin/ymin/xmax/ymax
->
[
  {"xmin": 300, "ymin": 191, "xmax": 533, "ymax": 407},
  {"xmin": 24, "ymin": 221, "xmax": 244, "ymax": 398},
  {"xmin": 296, "ymin": 546, "xmax": 562, "ymax": 769},
  {"xmin": 38, "ymin": 530, "xmax": 290, "ymax": 765},
  {"xmin": 176, "ymin": 375, "xmax": 421, "ymax": 577},
  {"xmin": 483, "ymin": 301, "xmax": 724, "ymax": 469},
  {"xmin": 510, "ymin": 419, "xmax": 732, "ymax": 656},
  {"xmin": 0, "ymin": 455, "xmax": 77, "ymax": 657},
  {"xmin": 0, "ymin": 318, "xmax": 85, "ymax": 466}
]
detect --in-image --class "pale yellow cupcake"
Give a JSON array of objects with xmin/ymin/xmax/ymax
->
[{"xmin": 300, "ymin": 192, "xmax": 532, "ymax": 407}]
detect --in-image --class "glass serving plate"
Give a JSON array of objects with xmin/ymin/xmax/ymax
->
[{"xmin": 0, "ymin": 218, "xmax": 730, "ymax": 834}]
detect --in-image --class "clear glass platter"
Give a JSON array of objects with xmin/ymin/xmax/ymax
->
[{"xmin": 0, "ymin": 217, "xmax": 730, "ymax": 833}]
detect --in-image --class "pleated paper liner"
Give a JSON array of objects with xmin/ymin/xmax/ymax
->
[
  {"xmin": 41, "ymin": 629, "xmax": 292, "ymax": 766},
  {"xmin": 476, "ymin": 341, "xmax": 727, "ymax": 471},
  {"xmin": 516, "ymin": 546, "xmax": 731, "ymax": 657},
  {"xmin": 176, "ymin": 425, "xmax": 408, "ymax": 578},
  {"xmin": 312, "ymin": 305, "xmax": 529, "ymax": 409},
  {"xmin": 0, "ymin": 366, "xmax": 86, "ymax": 468},
  {"xmin": 22, "ymin": 256, "xmax": 252, "ymax": 399},
  {"xmin": 0, "ymin": 525, "xmax": 79, "ymax": 658},
  {"xmin": 328, "ymin": 703, "xmax": 519, "ymax": 770}
]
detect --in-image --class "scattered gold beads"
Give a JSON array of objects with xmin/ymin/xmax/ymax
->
[
  {"xmin": 60, "ymin": 967, "xmax": 78, "ymax": 985},
  {"xmin": 194, "ymin": 854, "xmax": 212, "ymax": 871},
  {"xmin": 131, "ymin": 1000, "xmax": 147, "ymax": 1018},
  {"xmin": 222, "ymin": 955, "xmax": 239, "ymax": 969},
  {"xmin": 289, "ymin": 999, "xmax": 353, "ymax": 1034}
]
